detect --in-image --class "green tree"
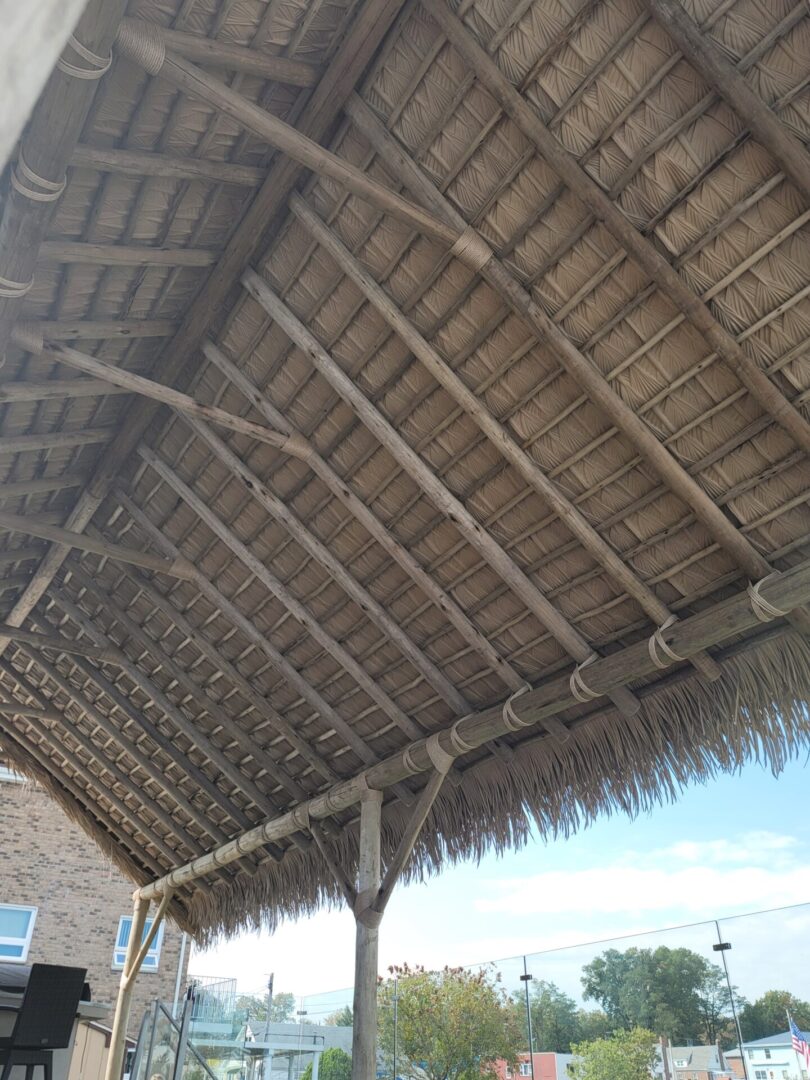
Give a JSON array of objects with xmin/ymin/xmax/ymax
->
[
  {"xmin": 378, "ymin": 964, "xmax": 522, "ymax": 1080},
  {"xmin": 234, "ymin": 991, "xmax": 296, "ymax": 1023},
  {"xmin": 575, "ymin": 1010, "xmax": 612, "ymax": 1043},
  {"xmin": 514, "ymin": 981, "xmax": 580, "ymax": 1053},
  {"xmin": 581, "ymin": 947, "xmax": 736, "ymax": 1043},
  {"xmin": 300, "ymin": 1048, "xmax": 352, "ymax": 1080},
  {"xmin": 324, "ymin": 1006, "xmax": 353, "ymax": 1027},
  {"xmin": 570, "ymin": 1027, "xmax": 658, "ymax": 1080},
  {"xmin": 740, "ymin": 991, "xmax": 810, "ymax": 1041}
]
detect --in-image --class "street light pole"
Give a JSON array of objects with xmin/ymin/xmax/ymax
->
[{"xmin": 520, "ymin": 960, "xmax": 534, "ymax": 1080}]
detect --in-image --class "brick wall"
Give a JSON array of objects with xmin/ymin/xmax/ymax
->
[{"xmin": 0, "ymin": 778, "xmax": 189, "ymax": 1035}]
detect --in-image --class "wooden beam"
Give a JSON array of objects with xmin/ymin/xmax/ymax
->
[
  {"xmin": 138, "ymin": 555, "xmax": 810, "ymax": 899},
  {"xmin": 0, "ymin": 379, "xmax": 126, "ymax": 404},
  {"xmin": 0, "ymin": 621, "xmax": 121, "ymax": 662},
  {"xmin": 292, "ymin": 185, "xmax": 721, "ymax": 683},
  {"xmin": 0, "ymin": 574, "xmax": 32, "ymax": 595},
  {"xmin": 38, "ymin": 241, "xmax": 217, "ymax": 267},
  {"xmin": 113, "ymin": 490, "xmax": 341, "ymax": 785},
  {"xmin": 310, "ymin": 823, "xmax": 357, "ymax": 907},
  {"xmin": 67, "ymin": 561, "xmax": 307, "ymax": 808},
  {"xmin": 0, "ymin": 429, "xmax": 110, "ymax": 456},
  {"xmin": 203, "ymin": 339, "xmax": 524, "ymax": 691},
  {"xmin": 0, "ymin": 547, "xmax": 45, "ymax": 567},
  {"xmin": 45, "ymin": 588, "xmax": 271, "ymax": 841},
  {"xmin": 0, "ymin": 474, "xmax": 86, "ymax": 499},
  {"xmin": 0, "ymin": 0, "xmax": 412, "ymax": 663},
  {"xmin": 17, "ymin": 318, "xmax": 179, "ymax": 341},
  {"xmin": 114, "ymin": 31, "xmax": 457, "ymax": 248},
  {"xmin": 138, "ymin": 444, "xmax": 425, "ymax": 744},
  {"xmin": 0, "ymin": 0, "xmax": 88, "ymax": 171},
  {"xmin": 71, "ymin": 144, "xmax": 265, "ymax": 186},
  {"xmin": 29, "ymin": 627, "xmax": 251, "ymax": 850},
  {"xmin": 339, "ymin": 105, "xmax": 785, "ymax": 595},
  {"xmin": 424, "ymin": 0, "xmax": 810, "ymax": 455},
  {"xmin": 646, "ymin": 0, "xmax": 810, "ymax": 205},
  {"xmin": 118, "ymin": 19, "xmax": 322, "ymax": 87},
  {"xmin": 186, "ymin": 413, "xmax": 471, "ymax": 713},
  {"xmin": 242, "ymin": 271, "xmax": 641, "ymax": 720},
  {"xmin": 0, "ymin": 509, "xmax": 195, "ymax": 580},
  {"xmin": 2, "ymin": 650, "xmax": 212, "ymax": 857},
  {"xmin": 11, "ymin": 331, "xmax": 312, "ymax": 456}
]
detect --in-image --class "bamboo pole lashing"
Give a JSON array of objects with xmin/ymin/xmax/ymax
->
[{"xmin": 136, "ymin": 557, "xmax": 810, "ymax": 901}]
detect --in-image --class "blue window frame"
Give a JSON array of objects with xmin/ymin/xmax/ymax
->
[
  {"xmin": 113, "ymin": 915, "xmax": 163, "ymax": 971},
  {"xmin": 0, "ymin": 904, "xmax": 37, "ymax": 962}
]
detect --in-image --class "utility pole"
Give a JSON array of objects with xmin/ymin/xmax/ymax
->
[{"xmin": 520, "ymin": 960, "xmax": 534, "ymax": 1080}]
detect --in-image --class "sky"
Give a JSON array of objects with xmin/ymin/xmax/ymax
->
[{"xmin": 192, "ymin": 757, "xmax": 810, "ymax": 1015}]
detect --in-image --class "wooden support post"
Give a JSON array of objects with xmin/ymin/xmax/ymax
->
[
  {"xmin": 646, "ymin": 0, "xmax": 810, "ymax": 205},
  {"xmin": 0, "ymin": 508, "xmax": 195, "ymax": 580},
  {"xmin": 104, "ymin": 891, "xmax": 172, "ymax": 1080},
  {"xmin": 352, "ymin": 790, "xmax": 383, "ymax": 1080},
  {"xmin": 423, "ymin": 0, "xmax": 810, "ymax": 455}
]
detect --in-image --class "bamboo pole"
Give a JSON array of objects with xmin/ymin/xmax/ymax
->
[
  {"xmin": 291, "ymin": 186, "xmax": 722, "ymax": 683},
  {"xmin": 118, "ymin": 19, "xmax": 321, "ymax": 86},
  {"xmin": 351, "ymin": 790, "xmax": 382, "ymax": 1080},
  {"xmin": 70, "ymin": 144, "xmax": 265, "ymax": 186},
  {"xmin": 242, "ymin": 270, "xmax": 642, "ymax": 720},
  {"xmin": 646, "ymin": 0, "xmax": 810, "ymax": 205},
  {"xmin": 104, "ymin": 894, "xmax": 158, "ymax": 1080},
  {"xmin": 10, "ymin": 330, "xmax": 312, "ymax": 456},
  {"xmin": 0, "ymin": 509, "xmax": 195, "ymax": 579},
  {"xmin": 203, "ymin": 339, "xmax": 524, "ymax": 691},
  {"xmin": 137, "ymin": 555, "xmax": 810, "ymax": 900},
  {"xmin": 423, "ymin": 0, "xmax": 810, "ymax": 455}
]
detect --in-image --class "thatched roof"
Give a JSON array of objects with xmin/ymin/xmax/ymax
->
[{"xmin": 0, "ymin": 0, "xmax": 809, "ymax": 942}]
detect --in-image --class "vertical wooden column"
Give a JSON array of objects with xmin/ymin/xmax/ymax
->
[{"xmin": 351, "ymin": 790, "xmax": 383, "ymax": 1080}]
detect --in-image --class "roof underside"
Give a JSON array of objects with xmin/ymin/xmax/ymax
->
[{"xmin": 0, "ymin": 0, "xmax": 808, "ymax": 942}]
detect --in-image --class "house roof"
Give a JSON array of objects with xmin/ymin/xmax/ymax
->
[
  {"xmin": 0, "ymin": 0, "xmax": 809, "ymax": 940},
  {"xmin": 670, "ymin": 1045, "xmax": 724, "ymax": 1070}
]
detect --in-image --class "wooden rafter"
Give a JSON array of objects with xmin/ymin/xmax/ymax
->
[{"xmin": 70, "ymin": 145, "xmax": 265, "ymax": 186}]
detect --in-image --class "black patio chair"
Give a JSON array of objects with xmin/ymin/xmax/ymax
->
[{"xmin": 0, "ymin": 963, "xmax": 87, "ymax": 1080}]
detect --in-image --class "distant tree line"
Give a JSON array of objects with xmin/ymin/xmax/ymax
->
[{"xmin": 513, "ymin": 946, "xmax": 810, "ymax": 1053}]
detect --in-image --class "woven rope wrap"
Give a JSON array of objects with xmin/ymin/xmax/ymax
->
[
  {"xmin": 57, "ymin": 34, "xmax": 112, "ymax": 80},
  {"xmin": 0, "ymin": 275, "xmax": 34, "ymax": 299},
  {"xmin": 449, "ymin": 227, "xmax": 493, "ymax": 272},
  {"xmin": 116, "ymin": 20, "xmax": 165, "ymax": 76},
  {"xmin": 448, "ymin": 716, "xmax": 475, "ymax": 755},
  {"xmin": 569, "ymin": 655, "xmax": 601, "ymax": 703},
  {"xmin": 11, "ymin": 150, "xmax": 66, "ymax": 204},
  {"xmin": 502, "ymin": 683, "xmax": 532, "ymax": 730},
  {"xmin": 425, "ymin": 732, "xmax": 454, "ymax": 774},
  {"xmin": 747, "ymin": 574, "xmax": 789, "ymax": 622},
  {"xmin": 648, "ymin": 615, "xmax": 687, "ymax": 669},
  {"xmin": 401, "ymin": 744, "xmax": 419, "ymax": 775},
  {"xmin": 281, "ymin": 431, "xmax": 313, "ymax": 460}
]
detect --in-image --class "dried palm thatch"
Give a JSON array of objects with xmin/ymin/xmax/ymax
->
[{"xmin": 0, "ymin": 0, "xmax": 808, "ymax": 941}]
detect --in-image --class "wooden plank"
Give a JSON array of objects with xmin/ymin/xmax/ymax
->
[
  {"xmin": 19, "ymin": 318, "xmax": 179, "ymax": 340},
  {"xmin": 39, "ymin": 241, "xmax": 217, "ymax": 267}
]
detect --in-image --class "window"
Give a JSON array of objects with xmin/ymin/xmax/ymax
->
[
  {"xmin": 754, "ymin": 1071, "xmax": 766, "ymax": 1079},
  {"xmin": 0, "ymin": 904, "xmax": 37, "ymax": 962},
  {"xmin": 113, "ymin": 916, "xmax": 163, "ymax": 971},
  {"xmin": 519, "ymin": 1064, "xmax": 531, "ymax": 1076},
  {"xmin": 765, "ymin": 1051, "xmax": 772, "ymax": 1060}
]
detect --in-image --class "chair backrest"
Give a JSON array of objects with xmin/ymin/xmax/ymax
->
[{"xmin": 11, "ymin": 964, "xmax": 88, "ymax": 1050}]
